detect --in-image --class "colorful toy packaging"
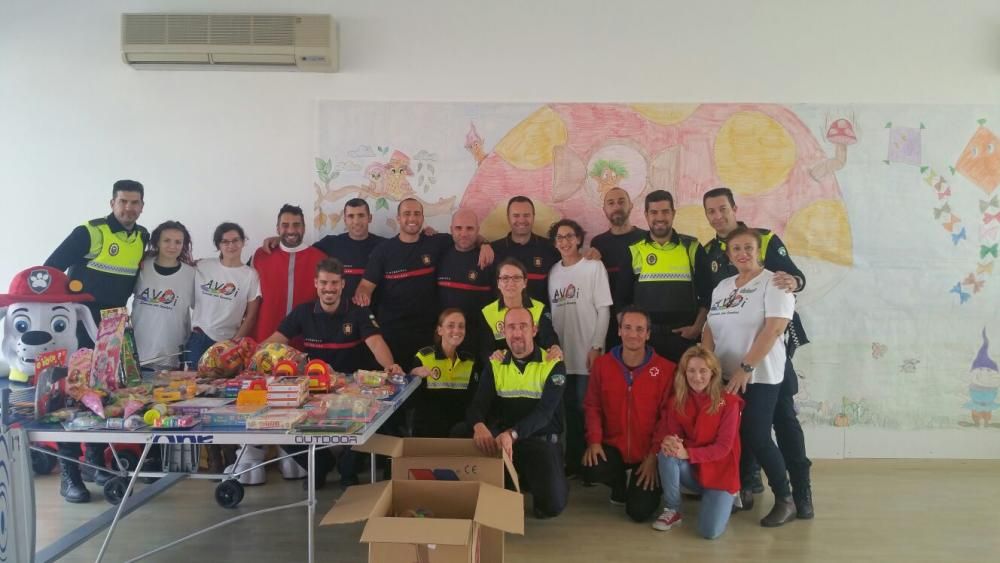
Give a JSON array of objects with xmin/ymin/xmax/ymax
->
[
  {"xmin": 247, "ymin": 342, "xmax": 306, "ymax": 375},
  {"xmin": 197, "ymin": 337, "xmax": 257, "ymax": 378}
]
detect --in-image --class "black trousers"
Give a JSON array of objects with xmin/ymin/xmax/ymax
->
[
  {"xmin": 513, "ymin": 436, "xmax": 569, "ymax": 518},
  {"xmin": 452, "ymin": 424, "xmax": 568, "ymax": 517},
  {"xmin": 740, "ymin": 383, "xmax": 791, "ymax": 498},
  {"xmin": 412, "ymin": 402, "xmax": 466, "ymax": 438},
  {"xmin": 744, "ymin": 358, "xmax": 812, "ymax": 493},
  {"xmin": 563, "ymin": 373, "xmax": 587, "ymax": 475},
  {"xmin": 581, "ymin": 444, "xmax": 661, "ymax": 522},
  {"xmin": 649, "ymin": 324, "xmax": 697, "ymax": 364}
]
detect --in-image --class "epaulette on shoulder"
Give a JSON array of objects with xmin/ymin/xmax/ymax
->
[
  {"xmin": 754, "ymin": 227, "xmax": 773, "ymax": 236},
  {"xmin": 676, "ymin": 233, "xmax": 699, "ymax": 245},
  {"xmin": 87, "ymin": 217, "xmax": 108, "ymax": 227},
  {"xmin": 458, "ymin": 350, "xmax": 475, "ymax": 362},
  {"xmin": 417, "ymin": 346, "xmax": 436, "ymax": 357}
]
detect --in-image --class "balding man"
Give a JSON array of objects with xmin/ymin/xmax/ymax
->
[
  {"xmin": 437, "ymin": 209, "xmax": 494, "ymax": 356},
  {"xmin": 466, "ymin": 307, "xmax": 569, "ymax": 519}
]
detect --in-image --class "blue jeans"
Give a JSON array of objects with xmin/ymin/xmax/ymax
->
[
  {"xmin": 182, "ymin": 330, "xmax": 216, "ymax": 370},
  {"xmin": 657, "ymin": 453, "xmax": 735, "ymax": 539}
]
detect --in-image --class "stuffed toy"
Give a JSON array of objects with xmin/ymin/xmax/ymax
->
[{"xmin": 0, "ymin": 266, "xmax": 98, "ymax": 383}]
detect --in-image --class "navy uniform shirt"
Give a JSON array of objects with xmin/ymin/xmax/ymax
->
[
  {"xmin": 490, "ymin": 233, "xmax": 560, "ymax": 304},
  {"xmin": 313, "ymin": 233, "xmax": 386, "ymax": 300},
  {"xmin": 276, "ymin": 298, "xmax": 379, "ymax": 372},
  {"xmin": 590, "ymin": 227, "xmax": 648, "ymax": 297},
  {"xmin": 437, "ymin": 246, "xmax": 494, "ymax": 356},
  {"xmin": 363, "ymin": 233, "xmax": 452, "ymax": 327}
]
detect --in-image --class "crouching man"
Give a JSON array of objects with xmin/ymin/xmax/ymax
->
[{"xmin": 465, "ymin": 307, "xmax": 569, "ymax": 518}]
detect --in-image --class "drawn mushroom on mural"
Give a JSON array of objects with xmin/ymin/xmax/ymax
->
[{"xmin": 810, "ymin": 118, "xmax": 858, "ymax": 180}]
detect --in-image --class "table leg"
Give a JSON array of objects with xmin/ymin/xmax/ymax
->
[{"xmin": 95, "ymin": 440, "xmax": 153, "ymax": 563}]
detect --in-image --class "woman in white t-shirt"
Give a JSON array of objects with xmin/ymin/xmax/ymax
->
[
  {"xmin": 183, "ymin": 222, "xmax": 261, "ymax": 369},
  {"xmin": 702, "ymin": 226, "xmax": 796, "ymax": 528},
  {"xmin": 132, "ymin": 221, "xmax": 196, "ymax": 369},
  {"xmin": 547, "ymin": 219, "xmax": 612, "ymax": 476}
]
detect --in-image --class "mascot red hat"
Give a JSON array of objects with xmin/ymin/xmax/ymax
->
[{"xmin": 0, "ymin": 267, "xmax": 93, "ymax": 306}]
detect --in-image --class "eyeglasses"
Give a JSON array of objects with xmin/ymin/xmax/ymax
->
[
  {"xmin": 498, "ymin": 275, "xmax": 525, "ymax": 284},
  {"xmin": 554, "ymin": 234, "xmax": 577, "ymax": 241},
  {"xmin": 220, "ymin": 238, "xmax": 244, "ymax": 246}
]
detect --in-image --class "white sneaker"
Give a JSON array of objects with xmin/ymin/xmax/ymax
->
[
  {"xmin": 278, "ymin": 456, "xmax": 307, "ymax": 480},
  {"xmin": 652, "ymin": 508, "xmax": 682, "ymax": 531},
  {"xmin": 225, "ymin": 445, "xmax": 268, "ymax": 485}
]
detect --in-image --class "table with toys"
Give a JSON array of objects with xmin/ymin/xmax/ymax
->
[{"xmin": 0, "ymin": 338, "xmax": 419, "ymax": 563}]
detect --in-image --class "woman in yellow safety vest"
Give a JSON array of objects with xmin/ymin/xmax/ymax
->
[
  {"xmin": 479, "ymin": 258, "xmax": 561, "ymax": 362},
  {"xmin": 410, "ymin": 308, "xmax": 477, "ymax": 437}
]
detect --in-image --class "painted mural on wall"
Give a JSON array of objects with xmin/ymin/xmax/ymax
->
[{"xmin": 315, "ymin": 101, "xmax": 1000, "ymax": 432}]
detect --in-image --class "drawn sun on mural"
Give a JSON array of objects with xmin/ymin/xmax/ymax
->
[{"xmin": 460, "ymin": 103, "xmax": 855, "ymax": 304}]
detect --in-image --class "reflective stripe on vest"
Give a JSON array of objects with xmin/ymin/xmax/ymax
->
[
  {"xmin": 83, "ymin": 221, "xmax": 144, "ymax": 277},
  {"xmin": 416, "ymin": 349, "xmax": 474, "ymax": 390},
  {"xmin": 630, "ymin": 239, "xmax": 696, "ymax": 282},
  {"xmin": 481, "ymin": 299, "xmax": 545, "ymax": 341},
  {"xmin": 491, "ymin": 350, "xmax": 558, "ymax": 399}
]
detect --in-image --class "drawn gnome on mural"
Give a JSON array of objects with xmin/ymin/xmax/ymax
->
[
  {"xmin": 0, "ymin": 266, "xmax": 97, "ymax": 382},
  {"xmin": 963, "ymin": 328, "xmax": 1000, "ymax": 428}
]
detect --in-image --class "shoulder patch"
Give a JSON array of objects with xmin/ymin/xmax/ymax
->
[
  {"xmin": 550, "ymin": 373, "xmax": 566, "ymax": 386},
  {"xmin": 777, "ymin": 246, "xmax": 788, "ymax": 256}
]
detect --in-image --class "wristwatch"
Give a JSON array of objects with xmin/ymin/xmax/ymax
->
[
  {"xmin": 509, "ymin": 429, "xmax": 519, "ymax": 441},
  {"xmin": 739, "ymin": 362, "xmax": 755, "ymax": 374}
]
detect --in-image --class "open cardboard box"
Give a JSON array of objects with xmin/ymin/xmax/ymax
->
[
  {"xmin": 350, "ymin": 437, "xmax": 522, "ymax": 562},
  {"xmin": 320, "ymin": 480, "xmax": 524, "ymax": 563}
]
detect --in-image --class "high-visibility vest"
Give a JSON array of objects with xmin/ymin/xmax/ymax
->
[
  {"xmin": 481, "ymin": 299, "xmax": 545, "ymax": 341},
  {"xmin": 82, "ymin": 219, "xmax": 145, "ymax": 277},
  {"xmin": 490, "ymin": 349, "xmax": 559, "ymax": 399},
  {"xmin": 628, "ymin": 234, "xmax": 699, "ymax": 317},
  {"xmin": 415, "ymin": 346, "xmax": 474, "ymax": 390}
]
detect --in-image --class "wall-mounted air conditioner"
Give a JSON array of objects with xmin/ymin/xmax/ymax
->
[{"xmin": 122, "ymin": 13, "xmax": 338, "ymax": 72}]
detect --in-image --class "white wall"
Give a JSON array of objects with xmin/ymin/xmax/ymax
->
[{"xmin": 2, "ymin": 0, "xmax": 1000, "ymax": 457}]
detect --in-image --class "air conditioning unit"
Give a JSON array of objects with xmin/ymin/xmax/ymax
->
[{"xmin": 122, "ymin": 13, "xmax": 338, "ymax": 72}]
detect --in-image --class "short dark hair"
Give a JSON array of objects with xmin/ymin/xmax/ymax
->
[
  {"xmin": 315, "ymin": 257, "xmax": 344, "ymax": 277},
  {"xmin": 344, "ymin": 198, "xmax": 370, "ymax": 214},
  {"xmin": 397, "ymin": 198, "xmax": 422, "ymax": 215},
  {"xmin": 506, "ymin": 195, "xmax": 535, "ymax": 215},
  {"xmin": 703, "ymin": 187, "xmax": 736, "ymax": 208},
  {"xmin": 644, "ymin": 190, "xmax": 674, "ymax": 212},
  {"xmin": 548, "ymin": 219, "xmax": 585, "ymax": 250},
  {"xmin": 277, "ymin": 204, "xmax": 305, "ymax": 223},
  {"xmin": 616, "ymin": 305, "xmax": 651, "ymax": 328},
  {"xmin": 112, "ymin": 179, "xmax": 144, "ymax": 200},
  {"xmin": 146, "ymin": 220, "xmax": 193, "ymax": 264},
  {"xmin": 213, "ymin": 222, "xmax": 246, "ymax": 249}
]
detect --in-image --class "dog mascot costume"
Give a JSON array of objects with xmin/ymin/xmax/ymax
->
[{"xmin": 0, "ymin": 266, "xmax": 97, "ymax": 383}]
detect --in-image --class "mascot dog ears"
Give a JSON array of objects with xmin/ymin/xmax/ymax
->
[{"xmin": 0, "ymin": 266, "xmax": 97, "ymax": 382}]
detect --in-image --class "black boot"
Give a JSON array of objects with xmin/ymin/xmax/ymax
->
[
  {"xmin": 794, "ymin": 486, "xmax": 814, "ymax": 519},
  {"xmin": 737, "ymin": 488, "xmax": 754, "ymax": 511},
  {"xmin": 85, "ymin": 446, "xmax": 112, "ymax": 486},
  {"xmin": 59, "ymin": 459, "xmax": 91, "ymax": 503},
  {"xmin": 760, "ymin": 496, "xmax": 797, "ymax": 527},
  {"xmin": 748, "ymin": 468, "xmax": 765, "ymax": 494}
]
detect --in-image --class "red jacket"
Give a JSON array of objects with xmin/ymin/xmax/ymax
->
[
  {"xmin": 251, "ymin": 246, "xmax": 327, "ymax": 344},
  {"xmin": 656, "ymin": 391, "xmax": 743, "ymax": 494},
  {"xmin": 584, "ymin": 347, "xmax": 676, "ymax": 464}
]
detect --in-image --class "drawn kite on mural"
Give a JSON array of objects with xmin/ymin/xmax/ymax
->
[
  {"xmin": 955, "ymin": 121, "xmax": 1000, "ymax": 194},
  {"xmin": 313, "ymin": 148, "xmax": 456, "ymax": 231},
  {"xmin": 959, "ymin": 328, "xmax": 1000, "ymax": 428},
  {"xmin": 458, "ymin": 103, "xmax": 855, "ymax": 304},
  {"xmin": 882, "ymin": 122, "xmax": 923, "ymax": 167}
]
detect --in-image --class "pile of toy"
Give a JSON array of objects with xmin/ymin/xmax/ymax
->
[{"xmin": 38, "ymin": 337, "xmax": 406, "ymax": 435}]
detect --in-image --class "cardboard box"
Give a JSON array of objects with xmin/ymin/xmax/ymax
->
[
  {"xmin": 320, "ymin": 480, "xmax": 523, "ymax": 563},
  {"xmin": 352, "ymin": 436, "xmax": 520, "ymax": 562}
]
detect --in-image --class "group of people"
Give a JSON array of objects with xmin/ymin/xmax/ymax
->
[{"xmin": 40, "ymin": 179, "xmax": 813, "ymax": 539}]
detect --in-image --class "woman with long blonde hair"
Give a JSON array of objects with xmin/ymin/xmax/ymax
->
[{"xmin": 652, "ymin": 345, "xmax": 743, "ymax": 539}]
